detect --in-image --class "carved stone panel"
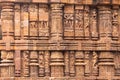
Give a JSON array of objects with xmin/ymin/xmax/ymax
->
[{"xmin": 64, "ymin": 5, "xmax": 74, "ymax": 39}]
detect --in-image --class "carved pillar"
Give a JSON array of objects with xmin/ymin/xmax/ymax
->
[
  {"xmin": 64, "ymin": 51, "xmax": 70, "ymax": 77},
  {"xmin": 75, "ymin": 51, "xmax": 85, "ymax": 77},
  {"xmin": 44, "ymin": 51, "xmax": 50, "ymax": 76},
  {"xmin": 112, "ymin": 6, "xmax": 119, "ymax": 40},
  {"xmin": 91, "ymin": 51, "xmax": 99, "ymax": 76},
  {"xmin": 64, "ymin": 5, "xmax": 74, "ymax": 39},
  {"xmin": 14, "ymin": 4, "xmax": 21, "ymax": 40},
  {"xmin": 69, "ymin": 51, "xmax": 75, "ymax": 77},
  {"xmin": 99, "ymin": 52, "xmax": 114, "ymax": 77},
  {"xmin": 50, "ymin": 4, "xmax": 64, "ymax": 41},
  {"xmin": 0, "ymin": 3, "xmax": 14, "ymax": 77},
  {"xmin": 98, "ymin": 6, "xmax": 112, "ymax": 40},
  {"xmin": 114, "ymin": 52, "xmax": 120, "ymax": 76},
  {"xmin": 21, "ymin": 4, "xmax": 29, "ymax": 39},
  {"xmin": 84, "ymin": 6, "xmax": 90, "ymax": 39},
  {"xmin": 15, "ymin": 50, "xmax": 21, "ymax": 77},
  {"xmin": 84, "ymin": 51, "xmax": 90, "ymax": 76},
  {"xmin": 50, "ymin": 51, "xmax": 64, "ymax": 77},
  {"xmin": 39, "ymin": 51, "xmax": 45, "ymax": 77},
  {"xmin": 75, "ymin": 5, "xmax": 84, "ymax": 39},
  {"xmin": 90, "ymin": 8, "xmax": 99, "ymax": 40},
  {"xmin": 22, "ymin": 51, "xmax": 29, "ymax": 77},
  {"xmin": 1, "ymin": 3, "xmax": 14, "ymax": 50},
  {"xmin": 39, "ymin": 4, "xmax": 49, "ymax": 39},
  {"xmin": 30, "ymin": 51, "xmax": 38, "ymax": 77}
]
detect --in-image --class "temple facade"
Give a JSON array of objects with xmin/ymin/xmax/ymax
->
[{"xmin": 0, "ymin": 0, "xmax": 120, "ymax": 80}]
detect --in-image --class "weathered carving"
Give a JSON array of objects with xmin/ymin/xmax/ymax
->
[
  {"xmin": 64, "ymin": 51, "xmax": 70, "ymax": 76},
  {"xmin": 21, "ymin": 4, "xmax": 29, "ymax": 39},
  {"xmin": 75, "ymin": 5, "xmax": 84, "ymax": 39},
  {"xmin": 30, "ymin": 51, "xmax": 38, "ymax": 77},
  {"xmin": 39, "ymin": 51, "xmax": 45, "ymax": 77},
  {"xmin": 22, "ymin": 51, "xmax": 29, "ymax": 77},
  {"xmin": 75, "ymin": 51, "xmax": 85, "ymax": 76},
  {"xmin": 85, "ymin": 51, "xmax": 90, "ymax": 76},
  {"xmin": 90, "ymin": 8, "xmax": 98, "ymax": 39},
  {"xmin": 98, "ymin": 6, "xmax": 112, "ymax": 38},
  {"xmin": 15, "ymin": 50, "xmax": 21, "ymax": 77},
  {"xmin": 14, "ymin": 4, "xmax": 21, "ymax": 40},
  {"xmin": 115, "ymin": 52, "xmax": 120, "ymax": 76},
  {"xmin": 69, "ymin": 51, "xmax": 75, "ymax": 77},
  {"xmin": 84, "ymin": 6, "xmax": 90, "ymax": 39},
  {"xmin": 29, "ymin": 22, "xmax": 38, "ymax": 39},
  {"xmin": 39, "ymin": 4, "xmax": 49, "ymax": 39},
  {"xmin": 112, "ymin": 6, "xmax": 119, "ymax": 40},
  {"xmin": 29, "ymin": 4, "xmax": 38, "ymax": 21},
  {"xmin": 0, "ymin": 1, "xmax": 120, "ymax": 80},
  {"xmin": 64, "ymin": 5, "xmax": 74, "ymax": 39},
  {"xmin": 44, "ymin": 51, "xmax": 50, "ymax": 76},
  {"xmin": 91, "ymin": 51, "xmax": 98, "ymax": 76}
]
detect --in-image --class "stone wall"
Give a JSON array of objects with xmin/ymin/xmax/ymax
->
[{"xmin": 0, "ymin": 0, "xmax": 120, "ymax": 80}]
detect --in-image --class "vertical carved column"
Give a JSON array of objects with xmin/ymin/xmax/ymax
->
[
  {"xmin": 84, "ymin": 6, "xmax": 90, "ymax": 39},
  {"xmin": 15, "ymin": 50, "xmax": 21, "ymax": 77},
  {"xmin": 64, "ymin": 5, "xmax": 74, "ymax": 39},
  {"xmin": 44, "ymin": 51, "xmax": 50, "ymax": 76},
  {"xmin": 0, "ymin": 3, "xmax": 15, "ymax": 77},
  {"xmin": 21, "ymin": 4, "xmax": 29, "ymax": 39},
  {"xmin": 50, "ymin": 51, "xmax": 64, "ymax": 77},
  {"xmin": 75, "ymin": 51, "xmax": 85, "ymax": 77},
  {"xmin": 30, "ymin": 51, "xmax": 38, "ymax": 77},
  {"xmin": 90, "ymin": 8, "xmax": 98, "ymax": 40},
  {"xmin": 64, "ymin": 51, "xmax": 70, "ymax": 77},
  {"xmin": 0, "ymin": 51, "xmax": 14, "ymax": 77},
  {"xmin": 112, "ymin": 6, "xmax": 119, "ymax": 40},
  {"xmin": 99, "ymin": 52, "xmax": 114, "ymax": 77},
  {"xmin": 75, "ymin": 5, "xmax": 84, "ymax": 39},
  {"xmin": 51, "ymin": 4, "xmax": 64, "ymax": 40},
  {"xmin": 84, "ymin": 51, "xmax": 90, "ymax": 76},
  {"xmin": 91, "ymin": 51, "xmax": 98, "ymax": 76},
  {"xmin": 69, "ymin": 51, "xmax": 75, "ymax": 77},
  {"xmin": 14, "ymin": 4, "xmax": 21, "ymax": 40},
  {"xmin": 1, "ymin": 3, "xmax": 14, "ymax": 50},
  {"xmin": 98, "ymin": 6, "xmax": 112, "ymax": 39},
  {"xmin": 114, "ymin": 52, "xmax": 120, "ymax": 76},
  {"xmin": 39, "ymin": 4, "xmax": 49, "ymax": 39},
  {"xmin": 39, "ymin": 51, "xmax": 45, "ymax": 77},
  {"xmin": 22, "ymin": 51, "xmax": 29, "ymax": 77}
]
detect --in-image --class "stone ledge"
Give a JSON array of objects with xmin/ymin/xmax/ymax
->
[{"xmin": 0, "ymin": 0, "xmax": 119, "ymax": 5}]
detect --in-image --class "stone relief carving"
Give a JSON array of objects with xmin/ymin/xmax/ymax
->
[{"xmin": 22, "ymin": 51, "xmax": 29, "ymax": 77}]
